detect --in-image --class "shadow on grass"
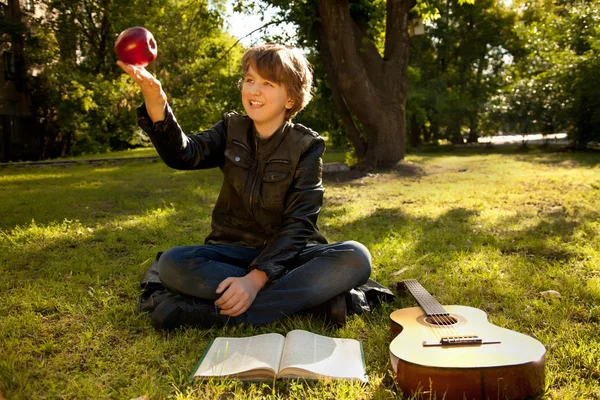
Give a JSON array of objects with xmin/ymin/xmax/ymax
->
[
  {"xmin": 0, "ymin": 161, "xmax": 222, "ymax": 230},
  {"xmin": 323, "ymin": 161, "xmax": 426, "ymax": 184},
  {"xmin": 513, "ymin": 149, "xmax": 600, "ymax": 168},
  {"xmin": 324, "ymin": 204, "xmax": 587, "ymax": 306},
  {"xmin": 3, "ymin": 154, "xmax": 598, "ymax": 398},
  {"xmin": 0, "ymin": 162, "xmax": 222, "ymax": 301},
  {"xmin": 409, "ymin": 144, "xmax": 600, "ymax": 168},
  {"xmin": 1, "ymin": 205, "xmax": 212, "ymax": 287},
  {"xmin": 409, "ymin": 143, "xmax": 543, "ymax": 158},
  {"xmin": 4, "ymin": 156, "xmax": 590, "ymax": 288}
]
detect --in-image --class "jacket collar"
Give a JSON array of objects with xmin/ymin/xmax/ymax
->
[{"xmin": 252, "ymin": 121, "xmax": 292, "ymax": 155}]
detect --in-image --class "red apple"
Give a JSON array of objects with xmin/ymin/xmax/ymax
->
[{"xmin": 114, "ymin": 26, "xmax": 157, "ymax": 66}]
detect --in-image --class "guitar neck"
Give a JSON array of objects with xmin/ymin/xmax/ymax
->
[{"xmin": 403, "ymin": 279, "xmax": 449, "ymax": 316}]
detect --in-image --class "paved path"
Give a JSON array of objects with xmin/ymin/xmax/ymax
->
[
  {"xmin": 0, "ymin": 156, "xmax": 161, "ymax": 169},
  {"xmin": 477, "ymin": 133, "xmax": 568, "ymax": 145},
  {"xmin": 0, "ymin": 156, "xmax": 350, "ymax": 172}
]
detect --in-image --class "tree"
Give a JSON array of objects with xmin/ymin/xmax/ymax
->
[
  {"xmin": 24, "ymin": 0, "xmax": 243, "ymax": 157},
  {"xmin": 245, "ymin": 0, "xmax": 415, "ymax": 168},
  {"xmin": 406, "ymin": 0, "xmax": 521, "ymax": 146},
  {"xmin": 488, "ymin": 0, "xmax": 600, "ymax": 148},
  {"xmin": 241, "ymin": 0, "xmax": 520, "ymax": 165}
]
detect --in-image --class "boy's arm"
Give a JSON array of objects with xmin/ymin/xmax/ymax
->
[
  {"xmin": 248, "ymin": 137, "xmax": 326, "ymax": 280},
  {"xmin": 137, "ymin": 103, "xmax": 227, "ymax": 170},
  {"xmin": 118, "ymin": 60, "xmax": 227, "ymax": 170}
]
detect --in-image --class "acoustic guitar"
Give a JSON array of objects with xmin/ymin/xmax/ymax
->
[{"xmin": 389, "ymin": 279, "xmax": 546, "ymax": 400}]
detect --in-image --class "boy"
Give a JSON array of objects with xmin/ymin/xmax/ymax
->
[{"xmin": 118, "ymin": 44, "xmax": 371, "ymax": 330}]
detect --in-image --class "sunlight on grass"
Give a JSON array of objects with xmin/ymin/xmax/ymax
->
[
  {"xmin": 61, "ymin": 147, "xmax": 159, "ymax": 160},
  {"xmin": 0, "ymin": 171, "xmax": 71, "ymax": 183},
  {"xmin": 106, "ymin": 204, "xmax": 179, "ymax": 230},
  {"xmin": 1, "ymin": 148, "xmax": 599, "ymax": 399},
  {"xmin": 1, "ymin": 219, "xmax": 95, "ymax": 250}
]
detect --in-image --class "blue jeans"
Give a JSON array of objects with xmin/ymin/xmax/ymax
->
[{"xmin": 157, "ymin": 241, "xmax": 372, "ymax": 326}]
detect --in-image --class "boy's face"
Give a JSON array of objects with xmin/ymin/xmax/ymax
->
[{"xmin": 242, "ymin": 65, "xmax": 294, "ymax": 136}]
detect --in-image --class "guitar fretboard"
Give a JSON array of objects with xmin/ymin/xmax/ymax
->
[{"xmin": 403, "ymin": 279, "xmax": 449, "ymax": 316}]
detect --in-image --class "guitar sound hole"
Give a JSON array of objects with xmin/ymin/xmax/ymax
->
[{"xmin": 425, "ymin": 315, "xmax": 459, "ymax": 325}]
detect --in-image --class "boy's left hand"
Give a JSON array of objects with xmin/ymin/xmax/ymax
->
[{"xmin": 215, "ymin": 270, "xmax": 268, "ymax": 317}]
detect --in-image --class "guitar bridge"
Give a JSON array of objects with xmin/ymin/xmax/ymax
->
[
  {"xmin": 441, "ymin": 335, "xmax": 482, "ymax": 345},
  {"xmin": 423, "ymin": 336, "xmax": 501, "ymax": 346}
]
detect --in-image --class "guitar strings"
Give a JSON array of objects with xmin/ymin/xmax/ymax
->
[
  {"xmin": 424, "ymin": 294, "xmax": 466, "ymax": 340},
  {"xmin": 406, "ymin": 280, "xmax": 470, "ymax": 342},
  {"xmin": 419, "ymin": 294, "xmax": 463, "ymax": 340}
]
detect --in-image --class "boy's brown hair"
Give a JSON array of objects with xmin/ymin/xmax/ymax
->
[{"xmin": 241, "ymin": 44, "xmax": 313, "ymax": 120}]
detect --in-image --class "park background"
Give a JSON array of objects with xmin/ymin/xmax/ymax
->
[
  {"xmin": 2, "ymin": 0, "xmax": 599, "ymax": 164},
  {"xmin": 1, "ymin": 0, "xmax": 599, "ymax": 399}
]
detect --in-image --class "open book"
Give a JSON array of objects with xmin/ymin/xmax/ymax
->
[{"xmin": 190, "ymin": 330, "xmax": 368, "ymax": 382}]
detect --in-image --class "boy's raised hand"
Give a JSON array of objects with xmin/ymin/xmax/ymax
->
[{"xmin": 117, "ymin": 60, "xmax": 166, "ymax": 123}]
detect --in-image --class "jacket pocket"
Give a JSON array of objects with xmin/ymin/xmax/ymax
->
[
  {"xmin": 224, "ymin": 141, "xmax": 253, "ymax": 168},
  {"xmin": 223, "ymin": 143, "xmax": 253, "ymax": 193},
  {"xmin": 260, "ymin": 159, "xmax": 291, "ymax": 210}
]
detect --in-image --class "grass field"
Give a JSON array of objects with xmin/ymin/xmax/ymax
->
[{"xmin": 1, "ymin": 146, "xmax": 599, "ymax": 399}]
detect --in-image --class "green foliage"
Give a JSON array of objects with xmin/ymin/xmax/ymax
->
[
  {"xmin": 35, "ymin": 69, "xmax": 142, "ymax": 156},
  {"xmin": 488, "ymin": 0, "xmax": 600, "ymax": 148},
  {"xmin": 146, "ymin": 1, "xmax": 244, "ymax": 133},
  {"xmin": 14, "ymin": 0, "xmax": 599, "ymax": 159},
  {"xmin": 408, "ymin": 0, "xmax": 521, "ymax": 145},
  {"xmin": 413, "ymin": 0, "xmax": 442, "ymax": 22},
  {"xmin": 20, "ymin": 0, "xmax": 243, "ymax": 158},
  {"xmin": 241, "ymin": 0, "xmax": 599, "ymax": 152}
]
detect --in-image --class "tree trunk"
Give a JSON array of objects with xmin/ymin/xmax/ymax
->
[
  {"xmin": 467, "ymin": 114, "xmax": 479, "ymax": 143},
  {"xmin": 317, "ymin": 0, "xmax": 414, "ymax": 168},
  {"xmin": 423, "ymin": 124, "xmax": 431, "ymax": 143},
  {"xmin": 467, "ymin": 56, "xmax": 485, "ymax": 144},
  {"xmin": 448, "ymin": 117, "xmax": 463, "ymax": 144},
  {"xmin": 367, "ymin": 109, "xmax": 405, "ymax": 167},
  {"xmin": 574, "ymin": 95, "xmax": 592, "ymax": 150},
  {"xmin": 7, "ymin": 0, "xmax": 22, "ymax": 37},
  {"xmin": 315, "ymin": 22, "xmax": 367, "ymax": 158},
  {"xmin": 410, "ymin": 114, "xmax": 422, "ymax": 147}
]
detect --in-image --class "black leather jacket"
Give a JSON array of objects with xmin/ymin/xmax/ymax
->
[{"xmin": 137, "ymin": 103, "xmax": 327, "ymax": 281}]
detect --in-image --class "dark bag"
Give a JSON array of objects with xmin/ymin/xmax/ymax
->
[
  {"xmin": 138, "ymin": 252, "xmax": 171, "ymax": 315},
  {"xmin": 347, "ymin": 279, "xmax": 395, "ymax": 315}
]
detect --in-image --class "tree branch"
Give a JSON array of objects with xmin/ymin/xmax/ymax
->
[
  {"xmin": 316, "ymin": 20, "xmax": 367, "ymax": 157},
  {"xmin": 384, "ymin": 0, "xmax": 414, "ymax": 61},
  {"xmin": 201, "ymin": 19, "xmax": 286, "ymax": 76},
  {"xmin": 380, "ymin": 0, "xmax": 414, "ymax": 98},
  {"xmin": 350, "ymin": 19, "xmax": 385, "ymax": 89},
  {"xmin": 317, "ymin": 0, "xmax": 387, "ymax": 117}
]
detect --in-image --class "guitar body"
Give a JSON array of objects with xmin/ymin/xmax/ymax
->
[{"xmin": 389, "ymin": 305, "xmax": 546, "ymax": 400}]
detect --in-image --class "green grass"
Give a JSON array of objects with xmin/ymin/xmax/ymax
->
[
  {"xmin": 58, "ymin": 147, "xmax": 160, "ymax": 161},
  {"xmin": 1, "ymin": 147, "xmax": 599, "ymax": 399},
  {"xmin": 29, "ymin": 146, "xmax": 347, "ymax": 163}
]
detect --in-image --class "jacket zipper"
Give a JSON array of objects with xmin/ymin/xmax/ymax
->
[{"xmin": 248, "ymin": 137, "xmax": 260, "ymax": 219}]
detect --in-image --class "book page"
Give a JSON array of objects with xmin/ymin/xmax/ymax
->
[
  {"xmin": 279, "ymin": 330, "xmax": 367, "ymax": 382},
  {"xmin": 193, "ymin": 333, "xmax": 285, "ymax": 378}
]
